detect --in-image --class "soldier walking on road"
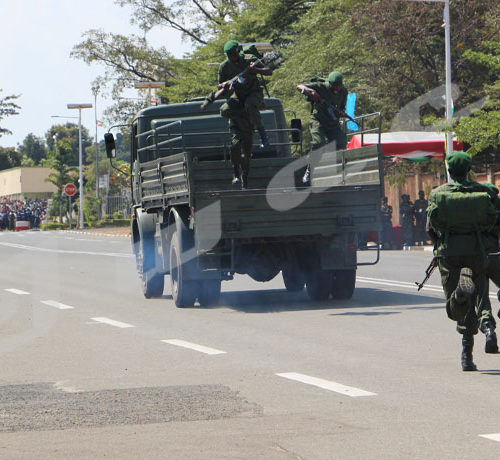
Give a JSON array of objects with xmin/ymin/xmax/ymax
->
[
  {"xmin": 427, "ymin": 151, "xmax": 500, "ymax": 371},
  {"xmin": 400, "ymin": 194, "xmax": 414, "ymax": 249},
  {"xmin": 414, "ymin": 190, "xmax": 428, "ymax": 246},
  {"xmin": 201, "ymin": 40, "xmax": 273, "ymax": 189}
]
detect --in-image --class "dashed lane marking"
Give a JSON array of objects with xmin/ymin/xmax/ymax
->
[
  {"xmin": 161, "ymin": 339, "xmax": 227, "ymax": 355},
  {"xmin": 276, "ymin": 372, "xmax": 376, "ymax": 397},
  {"xmin": 4, "ymin": 288, "xmax": 30, "ymax": 295},
  {"xmin": 90, "ymin": 317, "xmax": 135, "ymax": 328},
  {"xmin": 41, "ymin": 300, "xmax": 74, "ymax": 310},
  {"xmin": 479, "ymin": 434, "xmax": 500, "ymax": 443}
]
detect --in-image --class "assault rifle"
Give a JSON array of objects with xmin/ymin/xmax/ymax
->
[
  {"xmin": 212, "ymin": 52, "xmax": 278, "ymax": 100},
  {"xmin": 324, "ymin": 103, "xmax": 359, "ymax": 130},
  {"xmin": 415, "ymin": 256, "xmax": 438, "ymax": 291}
]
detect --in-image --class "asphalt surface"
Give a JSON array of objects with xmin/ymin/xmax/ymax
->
[{"xmin": 1, "ymin": 229, "xmax": 500, "ymax": 459}]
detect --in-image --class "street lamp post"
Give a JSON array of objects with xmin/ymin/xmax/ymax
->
[
  {"xmin": 67, "ymin": 103, "xmax": 92, "ymax": 229},
  {"xmin": 91, "ymin": 86, "xmax": 101, "ymax": 219}
]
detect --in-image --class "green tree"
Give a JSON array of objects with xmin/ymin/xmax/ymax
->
[
  {"xmin": 19, "ymin": 133, "xmax": 47, "ymax": 165},
  {"xmin": 0, "ymin": 146, "xmax": 21, "ymax": 171},
  {"xmin": 45, "ymin": 139, "xmax": 78, "ymax": 222},
  {"xmin": 45, "ymin": 123, "xmax": 92, "ymax": 167},
  {"xmin": 454, "ymin": 41, "xmax": 500, "ymax": 157},
  {"xmin": 0, "ymin": 90, "xmax": 21, "ymax": 138}
]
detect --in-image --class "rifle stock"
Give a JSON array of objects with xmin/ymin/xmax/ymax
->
[{"xmin": 415, "ymin": 256, "xmax": 438, "ymax": 291}]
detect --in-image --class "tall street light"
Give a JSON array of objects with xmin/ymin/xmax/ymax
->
[
  {"xmin": 67, "ymin": 103, "xmax": 92, "ymax": 229},
  {"xmin": 91, "ymin": 84, "xmax": 101, "ymax": 219},
  {"xmin": 403, "ymin": 0, "xmax": 453, "ymax": 158}
]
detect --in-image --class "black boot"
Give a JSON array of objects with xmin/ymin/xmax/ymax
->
[
  {"xmin": 461, "ymin": 335, "xmax": 477, "ymax": 371},
  {"xmin": 241, "ymin": 173, "xmax": 248, "ymax": 190},
  {"xmin": 302, "ymin": 165, "xmax": 311, "ymax": 185},
  {"xmin": 258, "ymin": 127, "xmax": 269, "ymax": 149},
  {"xmin": 231, "ymin": 165, "xmax": 241, "ymax": 186},
  {"xmin": 482, "ymin": 322, "xmax": 498, "ymax": 354}
]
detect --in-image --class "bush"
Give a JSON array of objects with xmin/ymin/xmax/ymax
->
[{"xmin": 41, "ymin": 222, "xmax": 70, "ymax": 231}]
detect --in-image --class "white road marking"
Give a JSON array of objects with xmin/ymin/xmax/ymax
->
[
  {"xmin": 479, "ymin": 434, "xmax": 500, "ymax": 442},
  {"xmin": 4, "ymin": 288, "xmax": 30, "ymax": 295},
  {"xmin": 276, "ymin": 372, "xmax": 376, "ymax": 397},
  {"xmin": 161, "ymin": 339, "xmax": 227, "ymax": 355},
  {"xmin": 0, "ymin": 241, "xmax": 133, "ymax": 258},
  {"xmin": 41, "ymin": 300, "xmax": 74, "ymax": 310},
  {"xmin": 357, "ymin": 276, "xmax": 500, "ymax": 299},
  {"xmin": 53, "ymin": 381, "xmax": 82, "ymax": 393},
  {"xmin": 90, "ymin": 317, "xmax": 135, "ymax": 328}
]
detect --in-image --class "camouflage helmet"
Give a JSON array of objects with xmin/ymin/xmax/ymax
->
[
  {"xmin": 327, "ymin": 71, "xmax": 343, "ymax": 85},
  {"xmin": 446, "ymin": 150, "xmax": 472, "ymax": 176},
  {"xmin": 223, "ymin": 40, "xmax": 240, "ymax": 54}
]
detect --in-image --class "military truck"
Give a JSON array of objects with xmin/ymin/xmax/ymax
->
[{"xmin": 105, "ymin": 98, "xmax": 383, "ymax": 307}]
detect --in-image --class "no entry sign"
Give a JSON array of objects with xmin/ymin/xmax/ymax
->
[{"xmin": 64, "ymin": 183, "xmax": 77, "ymax": 197}]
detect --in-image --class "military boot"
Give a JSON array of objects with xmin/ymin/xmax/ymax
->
[
  {"xmin": 461, "ymin": 335, "xmax": 477, "ymax": 371},
  {"xmin": 302, "ymin": 165, "xmax": 311, "ymax": 186},
  {"xmin": 231, "ymin": 165, "xmax": 241, "ymax": 186},
  {"xmin": 241, "ymin": 173, "xmax": 248, "ymax": 190},
  {"xmin": 482, "ymin": 322, "xmax": 498, "ymax": 354},
  {"xmin": 257, "ymin": 127, "xmax": 270, "ymax": 149}
]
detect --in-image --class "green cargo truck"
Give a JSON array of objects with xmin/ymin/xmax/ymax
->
[{"xmin": 105, "ymin": 97, "xmax": 383, "ymax": 307}]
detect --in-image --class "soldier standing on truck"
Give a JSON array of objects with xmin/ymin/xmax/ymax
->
[
  {"xmin": 296, "ymin": 71, "xmax": 348, "ymax": 184},
  {"xmin": 200, "ymin": 40, "xmax": 273, "ymax": 189},
  {"xmin": 426, "ymin": 151, "xmax": 499, "ymax": 371}
]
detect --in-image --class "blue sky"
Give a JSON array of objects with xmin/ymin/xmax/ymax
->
[{"xmin": 0, "ymin": 0, "xmax": 191, "ymax": 148}]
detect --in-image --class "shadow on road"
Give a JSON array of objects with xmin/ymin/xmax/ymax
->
[{"xmin": 212, "ymin": 286, "xmax": 443, "ymax": 314}]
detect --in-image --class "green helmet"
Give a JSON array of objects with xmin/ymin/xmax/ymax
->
[
  {"xmin": 446, "ymin": 150, "xmax": 472, "ymax": 176},
  {"xmin": 223, "ymin": 40, "xmax": 240, "ymax": 54},
  {"xmin": 327, "ymin": 71, "xmax": 343, "ymax": 85}
]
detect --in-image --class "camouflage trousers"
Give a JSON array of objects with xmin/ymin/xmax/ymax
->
[
  {"xmin": 437, "ymin": 255, "xmax": 488, "ymax": 336},
  {"xmin": 475, "ymin": 254, "xmax": 500, "ymax": 333},
  {"xmin": 309, "ymin": 118, "xmax": 347, "ymax": 151}
]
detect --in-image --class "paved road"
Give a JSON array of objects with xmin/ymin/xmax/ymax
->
[{"xmin": 1, "ymin": 230, "xmax": 500, "ymax": 459}]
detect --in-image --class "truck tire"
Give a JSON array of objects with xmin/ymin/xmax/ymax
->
[
  {"xmin": 306, "ymin": 269, "xmax": 331, "ymax": 301},
  {"xmin": 282, "ymin": 265, "xmax": 305, "ymax": 292},
  {"xmin": 142, "ymin": 271, "xmax": 165, "ymax": 299},
  {"xmin": 330, "ymin": 269, "xmax": 356, "ymax": 300},
  {"xmin": 169, "ymin": 230, "xmax": 198, "ymax": 308},
  {"xmin": 135, "ymin": 238, "xmax": 164, "ymax": 298},
  {"xmin": 198, "ymin": 280, "xmax": 221, "ymax": 307}
]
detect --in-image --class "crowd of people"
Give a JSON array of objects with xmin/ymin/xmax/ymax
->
[
  {"xmin": 379, "ymin": 191, "xmax": 430, "ymax": 250},
  {"xmin": 0, "ymin": 198, "xmax": 48, "ymax": 230}
]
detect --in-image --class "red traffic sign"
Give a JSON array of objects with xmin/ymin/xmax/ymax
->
[{"xmin": 64, "ymin": 183, "xmax": 77, "ymax": 197}]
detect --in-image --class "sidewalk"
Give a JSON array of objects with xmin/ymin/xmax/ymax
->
[{"xmin": 62, "ymin": 226, "xmax": 130, "ymax": 237}]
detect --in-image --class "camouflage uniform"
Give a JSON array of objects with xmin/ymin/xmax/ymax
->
[
  {"xmin": 380, "ymin": 198, "xmax": 393, "ymax": 250},
  {"xmin": 399, "ymin": 195, "xmax": 414, "ymax": 247},
  {"xmin": 302, "ymin": 74, "xmax": 348, "ymax": 150},
  {"xmin": 413, "ymin": 191, "xmax": 428, "ymax": 245},
  {"xmin": 203, "ymin": 41, "xmax": 267, "ymax": 186}
]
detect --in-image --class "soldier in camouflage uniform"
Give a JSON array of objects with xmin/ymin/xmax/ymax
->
[
  {"xmin": 380, "ymin": 196, "xmax": 393, "ymax": 250},
  {"xmin": 399, "ymin": 194, "xmax": 414, "ymax": 249},
  {"xmin": 427, "ymin": 151, "xmax": 499, "ymax": 371},
  {"xmin": 201, "ymin": 40, "xmax": 272, "ymax": 189},
  {"xmin": 297, "ymin": 71, "xmax": 348, "ymax": 184},
  {"xmin": 413, "ymin": 190, "xmax": 428, "ymax": 246}
]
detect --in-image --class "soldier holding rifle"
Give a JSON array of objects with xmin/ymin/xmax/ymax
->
[
  {"xmin": 296, "ymin": 71, "xmax": 348, "ymax": 184},
  {"xmin": 201, "ymin": 40, "xmax": 273, "ymax": 189}
]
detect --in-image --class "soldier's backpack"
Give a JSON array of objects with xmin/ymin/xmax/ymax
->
[{"xmin": 427, "ymin": 185, "xmax": 497, "ymax": 234}]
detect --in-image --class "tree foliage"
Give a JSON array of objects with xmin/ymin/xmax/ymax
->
[
  {"xmin": 0, "ymin": 146, "xmax": 21, "ymax": 171},
  {"xmin": 45, "ymin": 123, "xmax": 92, "ymax": 166},
  {"xmin": 19, "ymin": 133, "xmax": 47, "ymax": 165},
  {"xmin": 0, "ymin": 90, "xmax": 21, "ymax": 138}
]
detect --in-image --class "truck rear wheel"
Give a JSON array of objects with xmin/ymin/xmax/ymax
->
[
  {"xmin": 170, "ymin": 230, "xmax": 197, "ymax": 308},
  {"xmin": 306, "ymin": 269, "xmax": 331, "ymax": 301},
  {"xmin": 282, "ymin": 264, "xmax": 305, "ymax": 292},
  {"xmin": 135, "ymin": 238, "xmax": 164, "ymax": 298},
  {"xmin": 198, "ymin": 280, "xmax": 221, "ymax": 307},
  {"xmin": 330, "ymin": 269, "xmax": 356, "ymax": 300}
]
